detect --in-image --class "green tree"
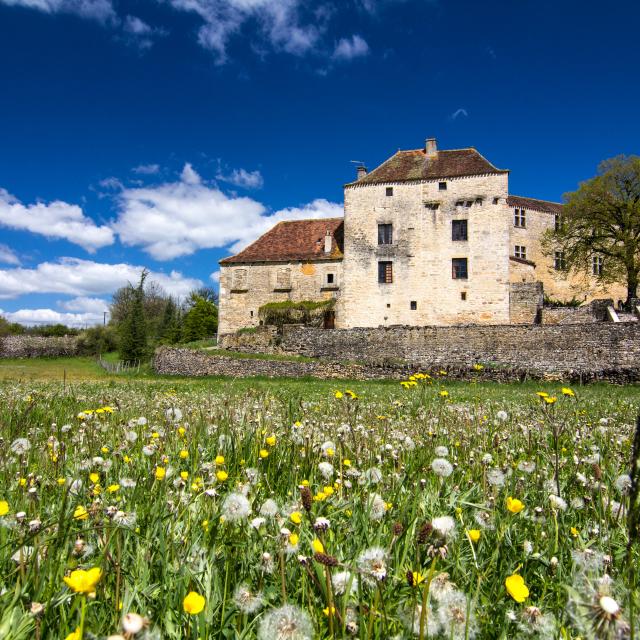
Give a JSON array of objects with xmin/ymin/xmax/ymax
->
[
  {"xmin": 118, "ymin": 271, "xmax": 149, "ymax": 363},
  {"xmin": 157, "ymin": 297, "xmax": 182, "ymax": 344},
  {"xmin": 544, "ymin": 155, "xmax": 640, "ymax": 305},
  {"xmin": 181, "ymin": 295, "xmax": 218, "ymax": 343}
]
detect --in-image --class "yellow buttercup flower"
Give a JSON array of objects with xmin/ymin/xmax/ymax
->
[
  {"xmin": 506, "ymin": 497, "xmax": 524, "ymax": 514},
  {"xmin": 342, "ymin": 459, "xmax": 351, "ymax": 467},
  {"xmin": 155, "ymin": 467, "xmax": 166, "ymax": 480},
  {"xmin": 570, "ymin": 527, "xmax": 579, "ymax": 537},
  {"xmin": 107, "ymin": 484, "xmax": 120, "ymax": 494},
  {"xmin": 323, "ymin": 606, "xmax": 336, "ymax": 616},
  {"xmin": 467, "ymin": 529, "xmax": 481, "ymax": 543},
  {"xmin": 89, "ymin": 472, "xmax": 100, "ymax": 484},
  {"xmin": 561, "ymin": 387, "xmax": 575, "ymax": 397},
  {"xmin": 290, "ymin": 511, "xmax": 302, "ymax": 525},
  {"xmin": 266, "ymin": 435, "xmax": 276, "ymax": 446},
  {"xmin": 179, "ymin": 450, "xmax": 189, "ymax": 459},
  {"xmin": 63, "ymin": 567, "xmax": 102, "ymax": 594},
  {"xmin": 73, "ymin": 506, "xmax": 89, "ymax": 520},
  {"xmin": 505, "ymin": 574, "xmax": 529, "ymax": 603},
  {"xmin": 215, "ymin": 455, "xmax": 225, "ymax": 465},
  {"xmin": 183, "ymin": 591, "xmax": 205, "ymax": 615},
  {"xmin": 0, "ymin": 500, "xmax": 9, "ymax": 516},
  {"xmin": 180, "ymin": 471, "xmax": 189, "ymax": 480},
  {"xmin": 57, "ymin": 478, "xmax": 66, "ymax": 486},
  {"xmin": 259, "ymin": 449, "xmax": 269, "ymax": 459},
  {"xmin": 312, "ymin": 539, "xmax": 325, "ymax": 554},
  {"xmin": 65, "ymin": 628, "xmax": 81, "ymax": 640},
  {"xmin": 216, "ymin": 470, "xmax": 228, "ymax": 482},
  {"xmin": 288, "ymin": 533, "xmax": 299, "ymax": 546},
  {"xmin": 439, "ymin": 390, "xmax": 449, "ymax": 397},
  {"xmin": 334, "ymin": 391, "xmax": 343, "ymax": 399}
]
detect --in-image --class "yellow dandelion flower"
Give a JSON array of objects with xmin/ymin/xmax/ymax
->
[
  {"xmin": 543, "ymin": 396, "xmax": 557, "ymax": 404},
  {"xmin": 216, "ymin": 470, "xmax": 228, "ymax": 482},
  {"xmin": 155, "ymin": 467, "xmax": 166, "ymax": 481},
  {"xmin": 63, "ymin": 567, "xmax": 102, "ymax": 594},
  {"xmin": 259, "ymin": 449, "xmax": 269, "ymax": 459},
  {"xmin": 107, "ymin": 484, "xmax": 120, "ymax": 494},
  {"xmin": 57, "ymin": 478, "xmax": 66, "ymax": 486},
  {"xmin": 183, "ymin": 591, "xmax": 205, "ymax": 615},
  {"xmin": 73, "ymin": 506, "xmax": 89, "ymax": 520},
  {"xmin": 570, "ymin": 527, "xmax": 579, "ymax": 537},
  {"xmin": 289, "ymin": 532, "xmax": 299, "ymax": 546},
  {"xmin": 290, "ymin": 511, "xmax": 302, "ymax": 525},
  {"xmin": 179, "ymin": 450, "xmax": 189, "ymax": 459},
  {"xmin": 312, "ymin": 539, "xmax": 324, "ymax": 554},
  {"xmin": 342, "ymin": 459, "xmax": 351, "ymax": 467},
  {"xmin": 266, "ymin": 435, "xmax": 276, "ymax": 446},
  {"xmin": 467, "ymin": 529, "xmax": 481, "ymax": 543},
  {"xmin": 215, "ymin": 455, "xmax": 225, "ymax": 465},
  {"xmin": 0, "ymin": 500, "xmax": 9, "ymax": 516},
  {"xmin": 334, "ymin": 391, "xmax": 343, "ymax": 399},
  {"xmin": 505, "ymin": 574, "xmax": 529, "ymax": 603},
  {"xmin": 90, "ymin": 475, "xmax": 100, "ymax": 487},
  {"xmin": 506, "ymin": 497, "xmax": 524, "ymax": 514},
  {"xmin": 439, "ymin": 390, "xmax": 449, "ymax": 398},
  {"xmin": 411, "ymin": 571, "xmax": 425, "ymax": 586},
  {"xmin": 65, "ymin": 628, "xmax": 81, "ymax": 640},
  {"xmin": 180, "ymin": 471, "xmax": 189, "ymax": 480}
]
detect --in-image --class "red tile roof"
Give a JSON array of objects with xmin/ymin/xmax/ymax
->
[
  {"xmin": 220, "ymin": 218, "xmax": 344, "ymax": 265},
  {"xmin": 507, "ymin": 195, "xmax": 563, "ymax": 215},
  {"xmin": 349, "ymin": 148, "xmax": 507, "ymax": 185}
]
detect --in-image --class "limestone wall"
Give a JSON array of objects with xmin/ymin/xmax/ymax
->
[
  {"xmin": 340, "ymin": 173, "xmax": 511, "ymax": 328},
  {"xmin": 277, "ymin": 322, "xmax": 640, "ymax": 375},
  {"xmin": 509, "ymin": 282, "xmax": 543, "ymax": 324},
  {"xmin": 218, "ymin": 260, "xmax": 343, "ymax": 334},
  {"xmin": 509, "ymin": 206, "xmax": 627, "ymax": 304},
  {"xmin": 0, "ymin": 335, "xmax": 79, "ymax": 358}
]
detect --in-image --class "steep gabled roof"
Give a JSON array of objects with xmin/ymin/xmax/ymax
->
[
  {"xmin": 349, "ymin": 148, "xmax": 508, "ymax": 185},
  {"xmin": 220, "ymin": 218, "xmax": 344, "ymax": 265},
  {"xmin": 507, "ymin": 195, "xmax": 563, "ymax": 215}
]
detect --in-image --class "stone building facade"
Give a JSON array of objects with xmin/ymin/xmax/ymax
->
[{"xmin": 218, "ymin": 138, "xmax": 622, "ymax": 334}]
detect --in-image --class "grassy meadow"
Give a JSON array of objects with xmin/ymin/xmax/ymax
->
[{"xmin": 0, "ymin": 365, "xmax": 639, "ymax": 639}]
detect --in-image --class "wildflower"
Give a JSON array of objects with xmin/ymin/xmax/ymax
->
[
  {"xmin": 234, "ymin": 583, "xmax": 264, "ymax": 614},
  {"xmin": 266, "ymin": 435, "xmax": 276, "ymax": 446},
  {"xmin": 313, "ymin": 517, "xmax": 330, "ymax": 531},
  {"xmin": 89, "ymin": 472, "xmax": 100, "ymax": 484},
  {"xmin": 517, "ymin": 460, "xmax": 536, "ymax": 474},
  {"xmin": 517, "ymin": 606, "xmax": 556, "ymax": 637},
  {"xmin": 439, "ymin": 390, "xmax": 449, "ymax": 398},
  {"xmin": 335, "ymin": 391, "xmax": 343, "ymax": 399},
  {"xmin": 543, "ymin": 396, "xmax": 557, "ymax": 405},
  {"xmin": 288, "ymin": 533, "xmax": 299, "ymax": 546},
  {"xmin": 318, "ymin": 461, "xmax": 334, "ymax": 479},
  {"xmin": 505, "ymin": 574, "xmax": 529, "ymax": 603},
  {"xmin": 487, "ymin": 468, "xmax": 505, "ymax": 487},
  {"xmin": 0, "ymin": 501, "xmax": 9, "ymax": 516},
  {"xmin": 258, "ymin": 604, "xmax": 314, "ymax": 640},
  {"xmin": 122, "ymin": 613, "xmax": 147, "ymax": 635},
  {"xmin": 435, "ymin": 445, "xmax": 449, "ymax": 457},
  {"xmin": 467, "ymin": 529, "xmax": 481, "ymax": 543},
  {"xmin": 312, "ymin": 538, "xmax": 324, "ymax": 554},
  {"xmin": 290, "ymin": 511, "xmax": 302, "ymax": 525},
  {"xmin": 155, "ymin": 467, "xmax": 166, "ymax": 480},
  {"xmin": 63, "ymin": 567, "xmax": 102, "ymax": 594},
  {"xmin": 107, "ymin": 484, "xmax": 120, "ymax": 494},
  {"xmin": 216, "ymin": 470, "xmax": 228, "ymax": 482},
  {"xmin": 536, "ymin": 392, "xmax": 549, "ymax": 398},
  {"xmin": 506, "ymin": 497, "xmax": 524, "ymax": 514},
  {"xmin": 570, "ymin": 527, "xmax": 579, "ymax": 537},
  {"xmin": 342, "ymin": 458, "xmax": 351, "ymax": 467},
  {"xmin": 615, "ymin": 474, "xmax": 632, "ymax": 495},
  {"xmin": 496, "ymin": 410, "xmax": 509, "ymax": 421},
  {"xmin": 357, "ymin": 547, "xmax": 387, "ymax": 583},
  {"xmin": 259, "ymin": 499, "xmax": 279, "ymax": 517},
  {"xmin": 549, "ymin": 495, "xmax": 567, "ymax": 511},
  {"xmin": 10, "ymin": 438, "xmax": 31, "ymax": 455},
  {"xmin": 401, "ymin": 602, "xmax": 440, "ymax": 637},
  {"xmin": 65, "ymin": 628, "xmax": 81, "ymax": 640},
  {"xmin": 561, "ymin": 387, "xmax": 575, "ymax": 397},
  {"xmin": 183, "ymin": 591, "xmax": 205, "ymax": 614},
  {"xmin": 259, "ymin": 449, "xmax": 269, "ymax": 459},
  {"xmin": 432, "ymin": 458, "xmax": 454, "ymax": 478},
  {"xmin": 438, "ymin": 589, "xmax": 477, "ymax": 639},
  {"xmin": 73, "ymin": 506, "xmax": 89, "ymax": 520},
  {"xmin": 432, "ymin": 516, "xmax": 456, "ymax": 537},
  {"xmin": 332, "ymin": 571, "xmax": 357, "ymax": 596},
  {"xmin": 179, "ymin": 450, "xmax": 189, "ymax": 459},
  {"xmin": 215, "ymin": 455, "xmax": 225, "ymax": 465},
  {"xmin": 408, "ymin": 571, "xmax": 426, "ymax": 587},
  {"xmin": 221, "ymin": 493, "xmax": 251, "ymax": 521}
]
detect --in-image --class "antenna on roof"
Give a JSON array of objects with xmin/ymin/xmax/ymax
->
[{"xmin": 349, "ymin": 160, "xmax": 364, "ymax": 165}]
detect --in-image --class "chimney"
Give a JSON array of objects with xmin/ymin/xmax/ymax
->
[
  {"xmin": 324, "ymin": 230, "xmax": 332, "ymax": 254},
  {"xmin": 425, "ymin": 138, "xmax": 437, "ymax": 158},
  {"xmin": 357, "ymin": 165, "xmax": 368, "ymax": 181}
]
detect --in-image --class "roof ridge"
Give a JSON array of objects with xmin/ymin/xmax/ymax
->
[
  {"xmin": 277, "ymin": 217, "xmax": 344, "ymax": 224},
  {"xmin": 509, "ymin": 194, "xmax": 563, "ymax": 205}
]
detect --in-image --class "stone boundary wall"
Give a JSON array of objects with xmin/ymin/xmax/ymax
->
[
  {"xmin": 0, "ymin": 335, "xmax": 79, "ymax": 358},
  {"xmin": 276, "ymin": 322, "xmax": 640, "ymax": 375},
  {"xmin": 154, "ymin": 347, "xmax": 640, "ymax": 383},
  {"xmin": 541, "ymin": 299, "xmax": 611, "ymax": 325}
]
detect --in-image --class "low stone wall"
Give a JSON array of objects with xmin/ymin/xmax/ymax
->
[
  {"xmin": 154, "ymin": 346, "xmax": 640, "ymax": 383},
  {"xmin": 541, "ymin": 299, "xmax": 611, "ymax": 325},
  {"xmin": 275, "ymin": 322, "xmax": 640, "ymax": 377},
  {"xmin": 218, "ymin": 326, "xmax": 279, "ymax": 352},
  {"xmin": 0, "ymin": 335, "xmax": 79, "ymax": 358}
]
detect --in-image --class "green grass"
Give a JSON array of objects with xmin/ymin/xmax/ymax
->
[{"xmin": 0, "ymin": 370, "xmax": 639, "ymax": 639}]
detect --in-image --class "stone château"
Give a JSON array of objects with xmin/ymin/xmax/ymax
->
[{"xmin": 218, "ymin": 138, "xmax": 624, "ymax": 335}]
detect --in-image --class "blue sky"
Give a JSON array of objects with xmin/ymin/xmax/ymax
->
[{"xmin": 0, "ymin": 0, "xmax": 639, "ymax": 326}]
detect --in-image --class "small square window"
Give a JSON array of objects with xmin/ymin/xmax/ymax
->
[
  {"xmin": 452, "ymin": 258, "xmax": 468, "ymax": 279},
  {"xmin": 452, "ymin": 219, "xmax": 468, "ymax": 242},
  {"xmin": 461, "ymin": 292, "xmax": 467, "ymax": 301},
  {"xmin": 250, "ymin": 310, "xmax": 254, "ymax": 317},
  {"xmin": 327, "ymin": 273, "xmax": 335, "ymax": 284},
  {"xmin": 386, "ymin": 187, "xmax": 393, "ymax": 197},
  {"xmin": 378, "ymin": 261, "xmax": 393, "ymax": 283},
  {"xmin": 514, "ymin": 245, "xmax": 527, "ymax": 260},
  {"xmin": 514, "ymin": 208, "xmax": 526, "ymax": 228},
  {"xmin": 465, "ymin": 201, "xmax": 473, "ymax": 208},
  {"xmin": 410, "ymin": 301, "xmax": 417, "ymax": 310},
  {"xmin": 493, "ymin": 197, "xmax": 499, "ymax": 205},
  {"xmin": 439, "ymin": 182, "xmax": 447, "ymax": 191},
  {"xmin": 554, "ymin": 251, "xmax": 566, "ymax": 270},
  {"xmin": 386, "ymin": 303, "xmax": 391, "ymax": 308}
]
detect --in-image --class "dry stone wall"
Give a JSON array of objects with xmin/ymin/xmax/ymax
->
[{"xmin": 0, "ymin": 335, "xmax": 79, "ymax": 358}]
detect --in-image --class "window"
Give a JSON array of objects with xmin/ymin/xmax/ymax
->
[
  {"xmin": 514, "ymin": 245, "xmax": 527, "ymax": 260},
  {"xmin": 514, "ymin": 208, "xmax": 526, "ymax": 228},
  {"xmin": 250, "ymin": 310, "xmax": 254, "ymax": 317},
  {"xmin": 424, "ymin": 202, "xmax": 439, "ymax": 210},
  {"xmin": 493, "ymin": 197, "xmax": 500, "ymax": 205},
  {"xmin": 593, "ymin": 256, "xmax": 604, "ymax": 276},
  {"xmin": 461, "ymin": 292, "xmax": 467, "ymax": 301},
  {"xmin": 452, "ymin": 219, "xmax": 468, "ymax": 241},
  {"xmin": 378, "ymin": 223, "xmax": 393, "ymax": 245},
  {"xmin": 410, "ymin": 301, "xmax": 417, "ymax": 310},
  {"xmin": 327, "ymin": 273, "xmax": 335, "ymax": 284},
  {"xmin": 275, "ymin": 267, "xmax": 291, "ymax": 289},
  {"xmin": 386, "ymin": 187, "xmax": 393, "ymax": 197},
  {"xmin": 455, "ymin": 201, "xmax": 464, "ymax": 207},
  {"xmin": 465, "ymin": 201, "xmax": 473, "ymax": 208},
  {"xmin": 452, "ymin": 258, "xmax": 468, "ymax": 279},
  {"xmin": 378, "ymin": 261, "xmax": 393, "ymax": 283},
  {"xmin": 439, "ymin": 182, "xmax": 447, "ymax": 191},
  {"xmin": 554, "ymin": 251, "xmax": 566, "ymax": 270},
  {"xmin": 555, "ymin": 213, "xmax": 562, "ymax": 231}
]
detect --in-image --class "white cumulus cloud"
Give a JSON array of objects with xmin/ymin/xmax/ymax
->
[
  {"xmin": 0, "ymin": 0, "xmax": 116, "ymax": 21},
  {"xmin": 0, "ymin": 307, "xmax": 105, "ymax": 328},
  {"xmin": 332, "ymin": 35, "xmax": 370, "ymax": 61},
  {"xmin": 0, "ymin": 188, "xmax": 114, "ymax": 253},
  {"xmin": 59, "ymin": 296, "xmax": 109, "ymax": 313},
  {"xmin": 112, "ymin": 163, "xmax": 342, "ymax": 260},
  {"xmin": 132, "ymin": 163, "xmax": 160, "ymax": 175},
  {"xmin": 0, "ymin": 244, "xmax": 20, "ymax": 266},
  {"xmin": 0, "ymin": 258, "xmax": 201, "ymax": 300},
  {"xmin": 217, "ymin": 168, "xmax": 264, "ymax": 189}
]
